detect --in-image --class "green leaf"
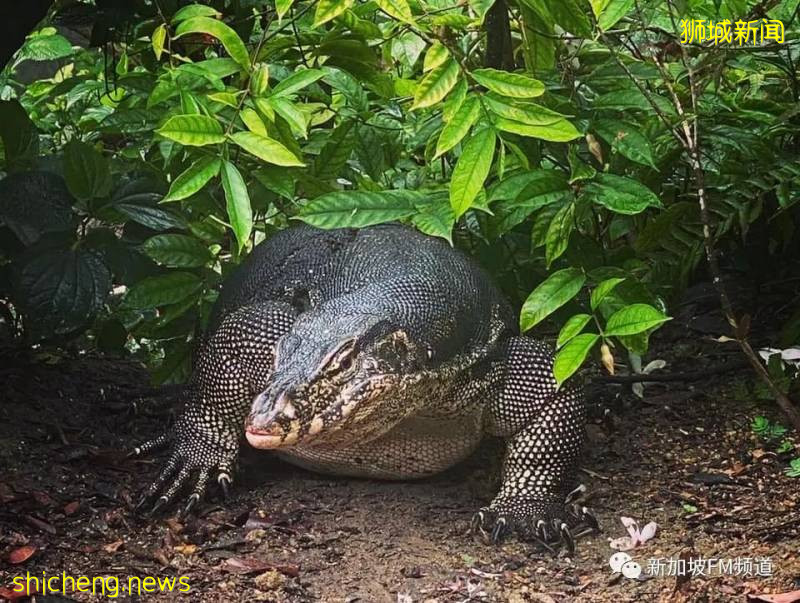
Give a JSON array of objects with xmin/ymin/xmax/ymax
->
[
  {"xmin": 520, "ymin": 267, "xmax": 586, "ymax": 332},
  {"xmin": 123, "ymin": 272, "xmax": 203, "ymax": 309},
  {"xmin": 230, "ymin": 131, "xmax": 305, "ymax": 167},
  {"xmin": 590, "ymin": 277, "xmax": 626, "ymax": 310},
  {"xmin": 557, "ymin": 314, "xmax": 593, "ymax": 348},
  {"xmin": 271, "ymin": 69, "xmax": 326, "ymax": 97},
  {"xmin": 240, "ymin": 107, "xmax": 267, "ymax": 135},
  {"xmin": 162, "ymin": 156, "xmax": 221, "ymax": 202},
  {"xmin": 18, "ymin": 30, "xmax": 73, "ymax": 61},
  {"xmin": 545, "ymin": 0, "xmax": 593, "ymax": 37},
  {"xmin": 0, "ymin": 100, "xmax": 39, "ymax": 165},
  {"xmin": 142, "ymin": 234, "xmax": 212, "ymax": 268},
  {"xmin": 594, "ymin": 119, "xmax": 656, "ymax": 168},
  {"xmin": 314, "ymin": 0, "xmax": 353, "ymax": 27},
  {"xmin": 411, "ymin": 58, "xmax": 460, "ymax": 110},
  {"xmin": 590, "ymin": 0, "xmax": 634, "ymax": 30},
  {"xmin": 545, "ymin": 201, "xmax": 574, "ymax": 267},
  {"xmin": 175, "ymin": 16, "xmax": 250, "ymax": 68},
  {"xmin": 114, "ymin": 195, "xmax": 187, "ymax": 230},
  {"xmin": 604, "ymin": 303, "xmax": 670, "ymax": 336},
  {"xmin": 296, "ymin": 190, "xmax": 424, "ymax": 229},
  {"xmin": 585, "ymin": 173, "xmax": 663, "ymax": 215},
  {"xmin": 494, "ymin": 116, "xmax": 581, "ymax": 142},
  {"xmin": 13, "ymin": 248, "xmax": 110, "ymax": 340},
  {"xmin": 152, "ymin": 24, "xmax": 166, "ymax": 60},
  {"xmin": 276, "ymin": 0, "xmax": 295, "ymax": 19},
  {"xmin": 269, "ymin": 97, "xmax": 308, "ymax": 138},
  {"xmin": 411, "ymin": 200, "xmax": 456, "ymax": 244},
  {"xmin": 376, "ymin": 0, "xmax": 416, "ymax": 24},
  {"xmin": 469, "ymin": 0, "xmax": 497, "ymax": 22},
  {"xmin": 314, "ymin": 120, "xmax": 356, "ymax": 180},
  {"xmin": 157, "ymin": 114, "xmax": 225, "ymax": 146},
  {"xmin": 471, "ymin": 69, "xmax": 545, "ymax": 98},
  {"xmin": 435, "ymin": 96, "xmax": 480, "ymax": 158},
  {"xmin": 221, "ymin": 161, "xmax": 253, "ymax": 252},
  {"xmin": 554, "ymin": 334, "xmax": 599, "ymax": 385},
  {"xmin": 423, "ymin": 42, "xmax": 450, "ymax": 72},
  {"xmin": 450, "ymin": 128, "xmax": 496, "ymax": 218},
  {"xmin": 64, "ymin": 140, "xmax": 112, "ymax": 201},
  {"xmin": 442, "ymin": 77, "xmax": 468, "ymax": 121},
  {"xmin": 172, "ymin": 4, "xmax": 222, "ymax": 22}
]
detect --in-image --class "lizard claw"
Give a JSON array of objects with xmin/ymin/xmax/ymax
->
[{"xmin": 218, "ymin": 473, "xmax": 231, "ymax": 500}]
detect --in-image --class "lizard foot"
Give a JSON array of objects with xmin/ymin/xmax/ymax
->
[
  {"xmin": 130, "ymin": 411, "xmax": 239, "ymax": 517},
  {"xmin": 470, "ymin": 493, "xmax": 599, "ymax": 554}
]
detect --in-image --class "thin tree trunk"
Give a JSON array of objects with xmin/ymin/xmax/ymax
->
[{"xmin": 484, "ymin": 0, "xmax": 514, "ymax": 70}]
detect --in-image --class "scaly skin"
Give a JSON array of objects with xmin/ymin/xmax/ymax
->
[{"xmin": 131, "ymin": 224, "xmax": 598, "ymax": 551}]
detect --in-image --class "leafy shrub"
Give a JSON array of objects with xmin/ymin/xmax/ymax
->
[{"xmin": 0, "ymin": 1, "xmax": 797, "ymax": 386}]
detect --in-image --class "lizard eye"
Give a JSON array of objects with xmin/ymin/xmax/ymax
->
[{"xmin": 324, "ymin": 339, "xmax": 358, "ymax": 375}]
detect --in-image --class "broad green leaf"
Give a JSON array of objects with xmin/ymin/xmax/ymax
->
[
  {"xmin": 152, "ymin": 24, "xmax": 166, "ymax": 60},
  {"xmin": 157, "ymin": 114, "xmax": 225, "ymax": 146},
  {"xmin": 469, "ymin": 0, "xmax": 496, "ymax": 22},
  {"xmin": 0, "ymin": 100, "xmax": 39, "ymax": 165},
  {"xmin": 172, "ymin": 4, "xmax": 222, "ymax": 22},
  {"xmin": 594, "ymin": 119, "xmax": 656, "ymax": 168},
  {"xmin": 450, "ymin": 128, "xmax": 496, "ymax": 218},
  {"xmin": 18, "ymin": 30, "xmax": 73, "ymax": 61},
  {"xmin": 423, "ymin": 42, "xmax": 449, "ymax": 72},
  {"xmin": 494, "ymin": 116, "xmax": 581, "ymax": 142},
  {"xmin": 471, "ymin": 68, "xmax": 545, "ymax": 98},
  {"xmin": 13, "ymin": 248, "xmax": 110, "ymax": 340},
  {"xmin": 442, "ymin": 77, "xmax": 468, "ymax": 121},
  {"xmin": 545, "ymin": 201, "xmax": 574, "ymax": 267},
  {"xmin": 296, "ymin": 190, "xmax": 424, "ymax": 228},
  {"xmin": 175, "ymin": 16, "xmax": 250, "ymax": 68},
  {"xmin": 376, "ymin": 0, "xmax": 416, "ymax": 24},
  {"xmin": 554, "ymin": 334, "xmax": 599, "ymax": 385},
  {"xmin": 240, "ymin": 107, "xmax": 267, "ymax": 135},
  {"xmin": 411, "ymin": 58, "xmax": 460, "ymax": 110},
  {"xmin": 314, "ymin": 120, "xmax": 356, "ymax": 180},
  {"xmin": 520, "ymin": 267, "xmax": 585, "ymax": 331},
  {"xmin": 276, "ymin": 0, "xmax": 295, "ymax": 19},
  {"xmin": 123, "ymin": 272, "xmax": 203, "ymax": 309},
  {"xmin": 230, "ymin": 131, "xmax": 305, "ymax": 167},
  {"xmin": 484, "ymin": 96, "xmax": 565, "ymax": 125},
  {"xmin": 208, "ymin": 91, "xmax": 240, "ymax": 107},
  {"xmin": 411, "ymin": 200, "xmax": 456, "ymax": 243},
  {"xmin": 435, "ymin": 96, "xmax": 480, "ymax": 158},
  {"xmin": 604, "ymin": 303, "xmax": 670, "ymax": 336},
  {"xmin": 271, "ymin": 69, "xmax": 326, "ymax": 97},
  {"xmin": 64, "ymin": 140, "xmax": 112, "ymax": 201},
  {"xmin": 114, "ymin": 195, "xmax": 187, "ymax": 230},
  {"xmin": 270, "ymin": 97, "xmax": 308, "ymax": 138},
  {"xmin": 585, "ymin": 173, "xmax": 663, "ymax": 215},
  {"xmin": 221, "ymin": 160, "xmax": 253, "ymax": 251},
  {"xmin": 142, "ymin": 234, "xmax": 212, "ymax": 267},
  {"xmin": 590, "ymin": 0, "xmax": 634, "ymax": 30},
  {"xmin": 162, "ymin": 156, "xmax": 220, "ymax": 202},
  {"xmin": 545, "ymin": 0, "xmax": 593, "ymax": 37},
  {"xmin": 254, "ymin": 166, "xmax": 296, "ymax": 199},
  {"xmin": 314, "ymin": 0, "xmax": 353, "ymax": 27},
  {"xmin": 557, "ymin": 314, "xmax": 593, "ymax": 348},
  {"xmin": 590, "ymin": 277, "xmax": 626, "ymax": 310}
]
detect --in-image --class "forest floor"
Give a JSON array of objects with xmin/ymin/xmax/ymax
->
[{"xmin": 1, "ymin": 322, "xmax": 800, "ymax": 602}]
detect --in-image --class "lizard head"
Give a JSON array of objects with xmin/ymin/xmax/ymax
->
[{"xmin": 244, "ymin": 309, "xmax": 423, "ymax": 449}]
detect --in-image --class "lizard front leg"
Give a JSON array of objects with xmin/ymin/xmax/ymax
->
[
  {"xmin": 473, "ymin": 337, "xmax": 598, "ymax": 553},
  {"xmin": 131, "ymin": 301, "xmax": 296, "ymax": 515}
]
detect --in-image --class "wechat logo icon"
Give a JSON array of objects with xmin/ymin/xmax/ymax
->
[{"xmin": 610, "ymin": 552, "xmax": 642, "ymax": 579}]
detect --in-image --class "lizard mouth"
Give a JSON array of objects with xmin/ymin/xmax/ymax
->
[{"xmin": 245, "ymin": 382, "xmax": 372, "ymax": 449}]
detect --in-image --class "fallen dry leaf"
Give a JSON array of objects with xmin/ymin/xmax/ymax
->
[
  {"xmin": 0, "ymin": 584, "xmax": 35, "ymax": 600},
  {"xmin": 63, "ymin": 501, "xmax": 80, "ymax": 515},
  {"xmin": 103, "ymin": 540, "xmax": 124, "ymax": 553},
  {"xmin": 7, "ymin": 545, "xmax": 36, "ymax": 564},
  {"xmin": 220, "ymin": 557, "xmax": 300, "ymax": 578},
  {"xmin": 174, "ymin": 544, "xmax": 198, "ymax": 555},
  {"xmin": 749, "ymin": 590, "xmax": 800, "ymax": 603}
]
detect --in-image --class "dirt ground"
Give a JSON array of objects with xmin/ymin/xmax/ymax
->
[{"xmin": 1, "ymin": 330, "xmax": 800, "ymax": 602}]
